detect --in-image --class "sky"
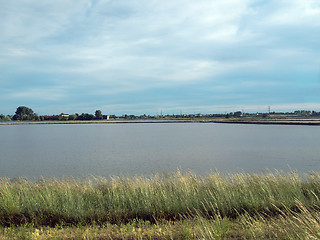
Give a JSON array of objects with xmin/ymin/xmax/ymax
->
[{"xmin": 1, "ymin": 0, "xmax": 320, "ymax": 116}]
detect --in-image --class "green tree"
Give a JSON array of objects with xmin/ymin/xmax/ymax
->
[
  {"xmin": 78, "ymin": 113, "xmax": 94, "ymax": 120},
  {"xmin": 13, "ymin": 106, "xmax": 37, "ymax": 121},
  {"xmin": 95, "ymin": 110, "xmax": 103, "ymax": 120},
  {"xmin": 68, "ymin": 114, "xmax": 77, "ymax": 121},
  {"xmin": 34, "ymin": 113, "xmax": 40, "ymax": 121}
]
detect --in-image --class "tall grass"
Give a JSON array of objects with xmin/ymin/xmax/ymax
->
[{"xmin": 1, "ymin": 171, "xmax": 320, "ymax": 227}]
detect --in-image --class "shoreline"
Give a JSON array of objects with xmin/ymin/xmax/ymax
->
[
  {"xmin": 1, "ymin": 119, "xmax": 320, "ymax": 125},
  {"xmin": 212, "ymin": 120, "xmax": 320, "ymax": 125}
]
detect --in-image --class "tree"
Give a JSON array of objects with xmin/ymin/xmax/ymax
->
[
  {"xmin": 234, "ymin": 111, "xmax": 242, "ymax": 118},
  {"xmin": 95, "ymin": 110, "xmax": 103, "ymax": 120},
  {"xmin": 68, "ymin": 114, "xmax": 77, "ymax": 120},
  {"xmin": 13, "ymin": 106, "xmax": 37, "ymax": 121},
  {"xmin": 34, "ymin": 113, "xmax": 40, "ymax": 121},
  {"xmin": 78, "ymin": 113, "xmax": 94, "ymax": 120}
]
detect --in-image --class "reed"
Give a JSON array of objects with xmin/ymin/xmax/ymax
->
[{"xmin": 0, "ymin": 171, "xmax": 320, "ymax": 227}]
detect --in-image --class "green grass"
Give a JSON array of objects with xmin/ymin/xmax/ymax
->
[{"xmin": 1, "ymin": 171, "xmax": 320, "ymax": 238}]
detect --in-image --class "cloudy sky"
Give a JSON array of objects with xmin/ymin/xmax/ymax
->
[{"xmin": 1, "ymin": 0, "xmax": 320, "ymax": 115}]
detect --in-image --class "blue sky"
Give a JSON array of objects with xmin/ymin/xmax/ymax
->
[{"xmin": 1, "ymin": 0, "xmax": 320, "ymax": 115}]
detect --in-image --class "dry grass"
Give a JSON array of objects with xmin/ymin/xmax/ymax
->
[{"xmin": 1, "ymin": 171, "xmax": 320, "ymax": 238}]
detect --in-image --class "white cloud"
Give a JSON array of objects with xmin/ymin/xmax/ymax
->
[
  {"xmin": 6, "ymin": 86, "xmax": 68, "ymax": 101},
  {"xmin": 1, "ymin": 48, "xmax": 36, "ymax": 57},
  {"xmin": 0, "ymin": 0, "xmax": 320, "ymax": 114},
  {"xmin": 262, "ymin": 0, "xmax": 320, "ymax": 27}
]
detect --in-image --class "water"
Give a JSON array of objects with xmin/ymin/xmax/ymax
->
[{"xmin": 0, "ymin": 123, "xmax": 320, "ymax": 179}]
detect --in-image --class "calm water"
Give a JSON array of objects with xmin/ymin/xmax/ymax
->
[{"xmin": 0, "ymin": 123, "xmax": 320, "ymax": 179}]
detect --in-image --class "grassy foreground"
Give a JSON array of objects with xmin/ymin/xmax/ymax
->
[{"xmin": 1, "ymin": 171, "xmax": 320, "ymax": 239}]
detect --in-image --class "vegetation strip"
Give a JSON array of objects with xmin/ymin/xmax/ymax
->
[
  {"xmin": 212, "ymin": 120, "xmax": 320, "ymax": 125},
  {"xmin": 1, "ymin": 171, "xmax": 320, "ymax": 239},
  {"xmin": 1, "ymin": 119, "xmax": 320, "ymax": 126},
  {"xmin": 2, "ymin": 106, "xmax": 320, "ymax": 127},
  {"xmin": 0, "ymin": 171, "xmax": 320, "ymax": 222}
]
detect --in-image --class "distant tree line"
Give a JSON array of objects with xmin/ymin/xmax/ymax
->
[
  {"xmin": 40, "ymin": 110, "xmax": 108, "ymax": 121},
  {"xmin": 0, "ymin": 107, "xmax": 109, "ymax": 122},
  {"xmin": 1, "ymin": 106, "xmax": 320, "ymax": 122}
]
